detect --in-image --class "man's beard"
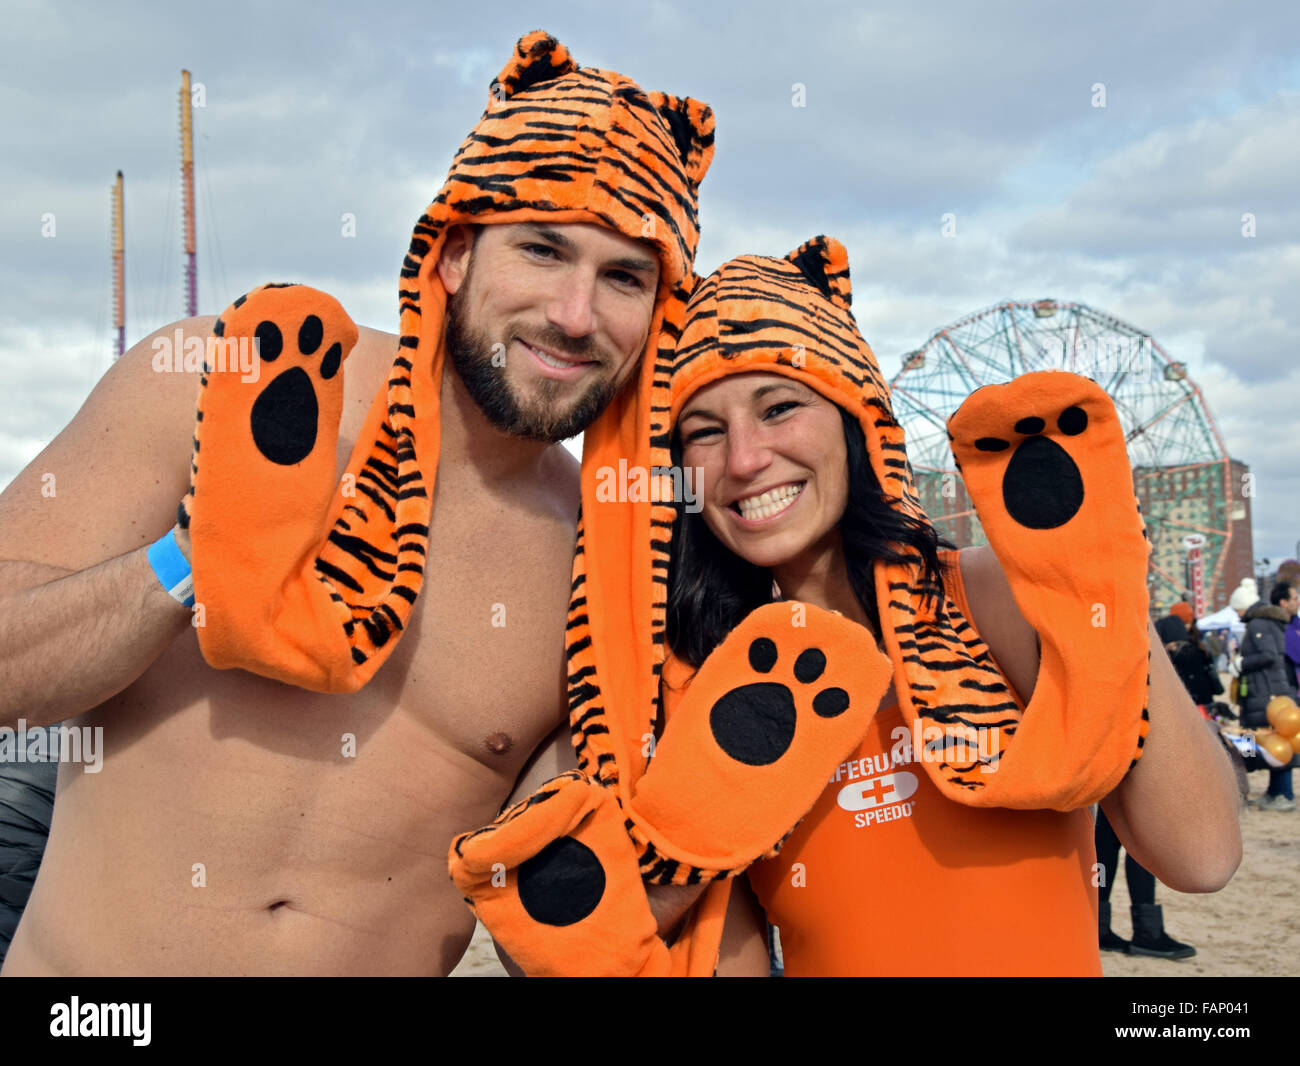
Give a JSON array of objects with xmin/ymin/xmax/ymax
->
[{"xmin": 444, "ymin": 286, "xmax": 625, "ymax": 443}]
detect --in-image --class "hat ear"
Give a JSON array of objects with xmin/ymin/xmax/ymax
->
[
  {"xmin": 786, "ymin": 235, "xmax": 852, "ymax": 310},
  {"xmin": 648, "ymin": 93, "xmax": 716, "ymax": 189},
  {"xmin": 492, "ymin": 31, "xmax": 577, "ymax": 100}
]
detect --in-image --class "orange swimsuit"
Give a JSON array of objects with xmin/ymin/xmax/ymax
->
[
  {"xmin": 745, "ymin": 694, "xmax": 1102, "ymax": 976},
  {"xmin": 742, "ymin": 559, "xmax": 1102, "ymax": 977}
]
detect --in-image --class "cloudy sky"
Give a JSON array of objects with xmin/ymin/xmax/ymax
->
[{"xmin": 3, "ymin": 0, "xmax": 1297, "ymax": 580}]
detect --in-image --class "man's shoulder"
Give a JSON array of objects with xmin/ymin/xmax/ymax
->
[
  {"xmin": 349, "ymin": 325, "xmax": 400, "ymax": 377},
  {"xmin": 537, "ymin": 443, "xmax": 581, "ymax": 515}
]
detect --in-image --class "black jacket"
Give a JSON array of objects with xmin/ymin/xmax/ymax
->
[
  {"xmin": 1240, "ymin": 601, "xmax": 1292, "ymax": 727},
  {"xmin": 1155, "ymin": 616, "xmax": 1223, "ymax": 706}
]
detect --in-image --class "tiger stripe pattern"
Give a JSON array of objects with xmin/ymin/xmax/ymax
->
[
  {"xmin": 661, "ymin": 243, "xmax": 1037, "ymax": 801},
  {"xmin": 567, "ymin": 235, "xmax": 1150, "ymax": 851},
  {"xmin": 662, "ymin": 237, "xmax": 1150, "ymax": 806},
  {"xmin": 182, "ymin": 30, "xmax": 713, "ymax": 692}
]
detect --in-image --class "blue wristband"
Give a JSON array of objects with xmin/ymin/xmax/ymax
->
[{"xmin": 147, "ymin": 528, "xmax": 195, "ymax": 608}]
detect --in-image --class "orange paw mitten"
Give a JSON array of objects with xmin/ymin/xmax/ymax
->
[
  {"xmin": 179, "ymin": 284, "xmax": 416, "ymax": 692},
  {"xmin": 946, "ymin": 370, "xmax": 1151, "ymax": 808},
  {"xmin": 629, "ymin": 601, "xmax": 892, "ymax": 883},
  {"xmin": 448, "ymin": 772, "xmax": 672, "ymax": 977}
]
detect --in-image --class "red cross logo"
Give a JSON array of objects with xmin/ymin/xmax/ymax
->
[{"xmin": 857, "ymin": 776, "xmax": 895, "ymax": 808}]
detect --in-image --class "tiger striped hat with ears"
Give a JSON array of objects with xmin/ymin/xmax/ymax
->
[
  {"xmin": 568, "ymin": 239, "xmax": 959, "ymax": 812},
  {"xmin": 297, "ymin": 29, "xmax": 713, "ymax": 685},
  {"xmin": 656, "ymin": 237, "xmax": 1031, "ymax": 804},
  {"xmin": 393, "ymin": 29, "xmax": 713, "ymax": 428},
  {"xmin": 390, "ymin": 26, "xmax": 714, "ymax": 491},
  {"xmin": 651, "ymin": 236, "xmax": 1154, "ymax": 818}
]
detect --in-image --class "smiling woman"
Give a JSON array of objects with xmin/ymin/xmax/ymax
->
[
  {"xmin": 656, "ymin": 234, "xmax": 1240, "ymax": 976},
  {"xmin": 671, "ymin": 376, "xmax": 949, "ymax": 664}
]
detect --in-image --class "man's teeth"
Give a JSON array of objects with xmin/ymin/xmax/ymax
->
[
  {"xmin": 736, "ymin": 483, "xmax": 803, "ymax": 521},
  {"xmin": 530, "ymin": 344, "xmax": 579, "ymax": 369}
]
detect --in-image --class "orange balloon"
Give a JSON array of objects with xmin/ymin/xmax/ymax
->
[
  {"xmin": 1275, "ymin": 707, "xmax": 1300, "ymax": 739},
  {"xmin": 1268, "ymin": 695, "xmax": 1299, "ymax": 728},
  {"xmin": 1260, "ymin": 733, "xmax": 1294, "ymax": 766},
  {"xmin": 1290, "ymin": 732, "xmax": 1300, "ymax": 756}
]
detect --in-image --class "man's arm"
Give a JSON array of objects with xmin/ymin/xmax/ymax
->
[
  {"xmin": 0, "ymin": 318, "xmax": 214, "ymax": 728},
  {"xmin": 959, "ymin": 545, "xmax": 1241, "ymax": 894}
]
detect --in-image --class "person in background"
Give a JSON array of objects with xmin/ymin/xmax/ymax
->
[
  {"xmin": 1095, "ymin": 603, "xmax": 1208, "ymax": 960},
  {"xmin": 1233, "ymin": 580, "xmax": 1296, "ymax": 811},
  {"xmin": 0, "ymin": 749, "xmax": 56, "ymax": 965},
  {"xmin": 1276, "ymin": 582, "xmax": 1299, "ymax": 697},
  {"xmin": 1158, "ymin": 603, "xmax": 1224, "ymax": 714}
]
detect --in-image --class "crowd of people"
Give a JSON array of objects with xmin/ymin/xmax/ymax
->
[{"xmin": 1100, "ymin": 576, "xmax": 1300, "ymax": 962}]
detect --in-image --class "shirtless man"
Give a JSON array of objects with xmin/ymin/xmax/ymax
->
[{"xmin": 0, "ymin": 33, "xmax": 713, "ymax": 976}]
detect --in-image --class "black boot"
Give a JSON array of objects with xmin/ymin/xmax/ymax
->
[
  {"xmin": 1098, "ymin": 901, "xmax": 1129, "ymax": 953},
  {"xmin": 1128, "ymin": 903, "xmax": 1196, "ymax": 959}
]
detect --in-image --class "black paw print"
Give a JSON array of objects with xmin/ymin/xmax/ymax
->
[
  {"xmin": 973, "ymin": 406, "xmax": 1088, "ymax": 530},
  {"xmin": 517, "ymin": 836, "xmax": 606, "ymax": 927},
  {"xmin": 215, "ymin": 286, "xmax": 344, "ymax": 466},
  {"xmin": 709, "ymin": 637, "xmax": 851, "ymax": 767}
]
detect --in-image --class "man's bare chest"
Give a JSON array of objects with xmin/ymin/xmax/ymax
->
[
  {"xmin": 351, "ymin": 481, "xmax": 579, "ymax": 773},
  {"xmin": 332, "ymin": 352, "xmax": 579, "ymax": 770}
]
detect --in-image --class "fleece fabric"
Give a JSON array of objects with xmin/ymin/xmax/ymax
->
[
  {"xmin": 663, "ymin": 238, "xmax": 1151, "ymax": 815},
  {"xmin": 180, "ymin": 30, "xmax": 714, "ymax": 693}
]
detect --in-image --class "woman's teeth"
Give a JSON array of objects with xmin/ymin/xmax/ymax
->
[{"xmin": 735, "ymin": 483, "xmax": 803, "ymax": 521}]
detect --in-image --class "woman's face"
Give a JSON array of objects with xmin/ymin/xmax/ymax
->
[{"xmin": 677, "ymin": 371, "xmax": 849, "ymax": 571}]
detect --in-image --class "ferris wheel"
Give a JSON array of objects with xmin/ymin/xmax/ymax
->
[{"xmin": 886, "ymin": 299, "xmax": 1240, "ymax": 616}]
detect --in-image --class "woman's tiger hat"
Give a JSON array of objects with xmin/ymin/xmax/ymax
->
[
  {"xmin": 570, "ymin": 234, "xmax": 1151, "ymax": 836},
  {"xmin": 658, "ymin": 237, "xmax": 1152, "ymax": 811}
]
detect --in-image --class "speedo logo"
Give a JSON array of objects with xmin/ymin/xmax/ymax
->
[{"xmin": 837, "ymin": 770, "xmax": 919, "ymax": 828}]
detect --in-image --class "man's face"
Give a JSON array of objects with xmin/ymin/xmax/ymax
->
[
  {"xmin": 1285, "ymin": 586, "xmax": 1300, "ymax": 618},
  {"xmin": 440, "ymin": 221, "xmax": 660, "ymax": 442}
]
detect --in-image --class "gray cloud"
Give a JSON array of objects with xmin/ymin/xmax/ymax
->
[{"xmin": 2, "ymin": 0, "xmax": 1297, "ymax": 565}]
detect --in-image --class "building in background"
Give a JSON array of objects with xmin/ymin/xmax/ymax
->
[{"xmin": 891, "ymin": 300, "xmax": 1251, "ymax": 620}]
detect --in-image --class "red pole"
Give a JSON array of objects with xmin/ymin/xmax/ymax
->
[
  {"xmin": 180, "ymin": 70, "xmax": 197, "ymax": 317},
  {"xmin": 112, "ymin": 170, "xmax": 125, "ymax": 359}
]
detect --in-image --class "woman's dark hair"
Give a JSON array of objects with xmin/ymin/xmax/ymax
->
[{"xmin": 667, "ymin": 402, "xmax": 954, "ymax": 667}]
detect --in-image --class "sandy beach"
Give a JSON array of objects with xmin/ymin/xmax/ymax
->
[
  {"xmin": 449, "ymin": 768, "xmax": 1295, "ymax": 977},
  {"xmin": 1100, "ymin": 769, "xmax": 1296, "ymax": 977}
]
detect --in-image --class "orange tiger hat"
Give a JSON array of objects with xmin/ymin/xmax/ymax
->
[
  {"xmin": 654, "ymin": 236, "xmax": 1150, "ymax": 812},
  {"xmin": 186, "ymin": 30, "xmax": 714, "ymax": 691}
]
